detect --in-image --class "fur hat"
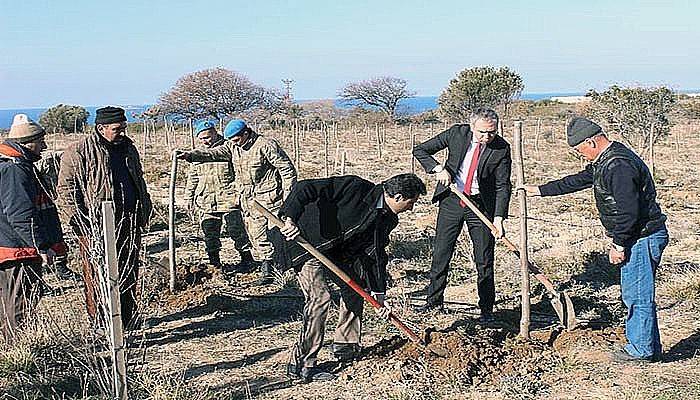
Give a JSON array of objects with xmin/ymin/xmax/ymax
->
[{"xmin": 8, "ymin": 114, "xmax": 46, "ymax": 143}]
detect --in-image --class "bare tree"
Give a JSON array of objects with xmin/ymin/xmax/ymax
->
[
  {"xmin": 339, "ymin": 76, "xmax": 415, "ymax": 119},
  {"xmin": 159, "ymin": 67, "xmax": 280, "ymax": 120}
]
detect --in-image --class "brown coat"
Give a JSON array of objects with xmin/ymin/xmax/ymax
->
[{"xmin": 56, "ymin": 132, "xmax": 152, "ymax": 235}]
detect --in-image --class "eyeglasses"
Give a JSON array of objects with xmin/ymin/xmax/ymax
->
[{"xmin": 476, "ymin": 129, "xmax": 498, "ymax": 136}]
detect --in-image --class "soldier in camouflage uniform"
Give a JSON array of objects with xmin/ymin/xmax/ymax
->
[
  {"xmin": 178, "ymin": 119, "xmax": 297, "ymax": 283},
  {"xmin": 184, "ymin": 120, "xmax": 253, "ymax": 270},
  {"xmin": 35, "ymin": 150, "xmax": 80, "ymax": 280}
]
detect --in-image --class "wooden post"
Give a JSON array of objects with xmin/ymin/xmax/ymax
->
[
  {"xmin": 534, "ymin": 118, "xmax": 541, "ymax": 157},
  {"xmin": 375, "ymin": 123, "xmax": 383, "ymax": 160},
  {"xmin": 340, "ymin": 150, "xmax": 347, "ymax": 175},
  {"xmin": 189, "ymin": 119, "xmax": 195, "ymax": 149},
  {"xmin": 513, "ymin": 121, "xmax": 531, "ymax": 339},
  {"xmin": 101, "ymin": 201, "xmax": 128, "ymax": 400},
  {"xmin": 323, "ymin": 125, "xmax": 330, "ymax": 177},
  {"xmin": 410, "ymin": 124, "xmax": 416, "ymax": 174},
  {"xmin": 649, "ymin": 121, "xmax": 655, "ymax": 177},
  {"xmin": 168, "ymin": 152, "xmax": 178, "ymax": 292}
]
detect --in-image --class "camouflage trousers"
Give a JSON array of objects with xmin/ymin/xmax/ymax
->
[
  {"xmin": 0, "ymin": 260, "xmax": 42, "ymax": 341},
  {"xmin": 200, "ymin": 210, "xmax": 251, "ymax": 255},
  {"xmin": 289, "ymin": 258, "xmax": 363, "ymax": 368},
  {"xmin": 240, "ymin": 193, "xmax": 282, "ymax": 262}
]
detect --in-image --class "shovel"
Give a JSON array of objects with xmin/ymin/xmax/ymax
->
[
  {"xmin": 251, "ymin": 200, "xmax": 432, "ymax": 346},
  {"xmin": 449, "ymin": 185, "xmax": 577, "ymax": 330}
]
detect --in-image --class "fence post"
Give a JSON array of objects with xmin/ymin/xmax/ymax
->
[
  {"xmin": 169, "ymin": 152, "xmax": 178, "ymax": 292},
  {"xmin": 101, "ymin": 201, "xmax": 128, "ymax": 400},
  {"xmin": 513, "ymin": 122, "xmax": 531, "ymax": 339}
]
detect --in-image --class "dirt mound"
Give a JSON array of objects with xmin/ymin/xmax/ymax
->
[
  {"xmin": 531, "ymin": 326, "xmax": 626, "ymax": 354},
  {"xmin": 347, "ymin": 326, "xmax": 561, "ymax": 389}
]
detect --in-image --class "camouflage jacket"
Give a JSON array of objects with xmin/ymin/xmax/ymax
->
[
  {"xmin": 35, "ymin": 150, "xmax": 62, "ymax": 198},
  {"xmin": 185, "ymin": 138, "xmax": 240, "ymax": 212},
  {"xmin": 187, "ymin": 132, "xmax": 297, "ymax": 206}
]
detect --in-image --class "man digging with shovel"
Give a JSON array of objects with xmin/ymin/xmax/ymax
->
[{"xmin": 276, "ymin": 173, "xmax": 426, "ymax": 383}]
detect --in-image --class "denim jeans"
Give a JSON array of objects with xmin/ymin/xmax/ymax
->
[{"xmin": 620, "ymin": 227, "xmax": 668, "ymax": 358}]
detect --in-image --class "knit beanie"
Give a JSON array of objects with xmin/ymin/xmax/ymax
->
[
  {"xmin": 567, "ymin": 117, "xmax": 602, "ymax": 147},
  {"xmin": 95, "ymin": 106, "xmax": 127, "ymax": 125},
  {"xmin": 8, "ymin": 114, "xmax": 46, "ymax": 143}
]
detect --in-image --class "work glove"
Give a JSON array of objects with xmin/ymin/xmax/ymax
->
[{"xmin": 493, "ymin": 216, "xmax": 505, "ymax": 239}]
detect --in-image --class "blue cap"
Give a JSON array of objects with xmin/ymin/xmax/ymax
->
[
  {"xmin": 224, "ymin": 119, "xmax": 247, "ymax": 139},
  {"xmin": 194, "ymin": 120, "xmax": 216, "ymax": 135}
]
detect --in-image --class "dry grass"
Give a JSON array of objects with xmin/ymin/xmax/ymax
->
[{"xmin": 2, "ymin": 117, "xmax": 699, "ymax": 399}]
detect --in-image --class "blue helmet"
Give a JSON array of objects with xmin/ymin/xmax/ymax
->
[
  {"xmin": 224, "ymin": 119, "xmax": 247, "ymax": 139},
  {"xmin": 194, "ymin": 120, "xmax": 216, "ymax": 135}
]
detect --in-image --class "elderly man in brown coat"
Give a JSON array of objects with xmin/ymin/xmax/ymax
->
[{"xmin": 57, "ymin": 106, "xmax": 152, "ymax": 330}]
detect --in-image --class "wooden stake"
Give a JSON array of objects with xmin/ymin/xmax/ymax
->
[
  {"xmin": 375, "ymin": 123, "xmax": 383, "ymax": 160},
  {"xmin": 323, "ymin": 125, "xmax": 330, "ymax": 177},
  {"xmin": 649, "ymin": 121, "xmax": 655, "ymax": 177},
  {"xmin": 513, "ymin": 121, "xmax": 531, "ymax": 339},
  {"xmin": 101, "ymin": 201, "xmax": 128, "ymax": 400},
  {"xmin": 410, "ymin": 124, "xmax": 416, "ymax": 174},
  {"xmin": 189, "ymin": 119, "xmax": 195, "ymax": 150},
  {"xmin": 340, "ymin": 150, "xmax": 347, "ymax": 175},
  {"xmin": 168, "ymin": 152, "xmax": 178, "ymax": 292}
]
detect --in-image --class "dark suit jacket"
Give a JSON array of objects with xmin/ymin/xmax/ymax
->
[
  {"xmin": 413, "ymin": 123, "xmax": 512, "ymax": 218},
  {"xmin": 278, "ymin": 175, "xmax": 399, "ymax": 293}
]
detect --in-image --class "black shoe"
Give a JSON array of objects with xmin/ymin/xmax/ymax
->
[
  {"xmin": 610, "ymin": 348, "xmax": 660, "ymax": 363},
  {"xmin": 300, "ymin": 367, "xmax": 337, "ymax": 383},
  {"xmin": 286, "ymin": 362, "xmax": 302, "ymax": 379},
  {"xmin": 235, "ymin": 251, "xmax": 257, "ymax": 273},
  {"xmin": 332, "ymin": 343, "xmax": 360, "ymax": 363},
  {"xmin": 207, "ymin": 251, "xmax": 222, "ymax": 268},
  {"xmin": 478, "ymin": 310, "xmax": 495, "ymax": 324},
  {"xmin": 256, "ymin": 260, "xmax": 276, "ymax": 285},
  {"xmin": 417, "ymin": 302, "xmax": 444, "ymax": 313}
]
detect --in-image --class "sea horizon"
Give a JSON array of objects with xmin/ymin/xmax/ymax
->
[{"xmin": 2, "ymin": 90, "xmax": 697, "ymax": 129}]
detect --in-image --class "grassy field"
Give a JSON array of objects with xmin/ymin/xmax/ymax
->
[{"xmin": 1, "ymin": 113, "xmax": 699, "ymax": 399}]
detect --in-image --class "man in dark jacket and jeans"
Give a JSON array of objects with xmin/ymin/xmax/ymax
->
[
  {"xmin": 523, "ymin": 116, "xmax": 668, "ymax": 363},
  {"xmin": 0, "ymin": 114, "xmax": 67, "ymax": 340},
  {"xmin": 278, "ymin": 173, "xmax": 426, "ymax": 382}
]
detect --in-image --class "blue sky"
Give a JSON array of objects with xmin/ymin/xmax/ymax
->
[{"xmin": 0, "ymin": 0, "xmax": 698, "ymax": 108}]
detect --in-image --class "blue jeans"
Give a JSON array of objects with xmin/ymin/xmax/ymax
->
[{"xmin": 620, "ymin": 227, "xmax": 668, "ymax": 358}]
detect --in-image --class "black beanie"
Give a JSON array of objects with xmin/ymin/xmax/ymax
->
[
  {"xmin": 95, "ymin": 106, "xmax": 127, "ymax": 125},
  {"xmin": 567, "ymin": 117, "xmax": 602, "ymax": 147}
]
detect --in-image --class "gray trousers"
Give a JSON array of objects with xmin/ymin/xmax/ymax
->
[
  {"xmin": 0, "ymin": 260, "xmax": 42, "ymax": 340},
  {"xmin": 290, "ymin": 258, "xmax": 364, "ymax": 368}
]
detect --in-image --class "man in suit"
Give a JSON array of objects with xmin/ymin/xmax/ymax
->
[{"xmin": 413, "ymin": 107, "xmax": 512, "ymax": 320}]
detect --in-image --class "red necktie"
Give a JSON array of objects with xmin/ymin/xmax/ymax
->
[{"xmin": 460, "ymin": 142, "xmax": 481, "ymax": 207}]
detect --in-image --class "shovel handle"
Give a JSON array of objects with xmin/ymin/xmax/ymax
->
[
  {"xmin": 251, "ymin": 200, "xmax": 423, "ymax": 344},
  {"xmin": 448, "ymin": 185, "xmax": 559, "ymax": 295}
]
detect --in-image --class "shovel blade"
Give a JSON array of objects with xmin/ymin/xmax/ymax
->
[{"xmin": 547, "ymin": 292, "xmax": 577, "ymax": 330}]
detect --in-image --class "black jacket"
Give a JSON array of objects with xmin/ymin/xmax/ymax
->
[
  {"xmin": 539, "ymin": 141, "xmax": 666, "ymax": 247},
  {"xmin": 0, "ymin": 141, "xmax": 66, "ymax": 264},
  {"xmin": 278, "ymin": 175, "xmax": 399, "ymax": 293},
  {"xmin": 413, "ymin": 123, "xmax": 512, "ymax": 218}
]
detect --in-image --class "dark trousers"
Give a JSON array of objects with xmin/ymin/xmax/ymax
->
[
  {"xmin": 79, "ymin": 214, "xmax": 141, "ymax": 329},
  {"xmin": 0, "ymin": 260, "xmax": 42, "ymax": 340},
  {"xmin": 427, "ymin": 193, "xmax": 495, "ymax": 312}
]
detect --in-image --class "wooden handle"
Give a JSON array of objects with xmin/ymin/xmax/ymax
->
[
  {"xmin": 251, "ymin": 200, "xmax": 423, "ymax": 344},
  {"xmin": 448, "ymin": 185, "xmax": 559, "ymax": 295}
]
